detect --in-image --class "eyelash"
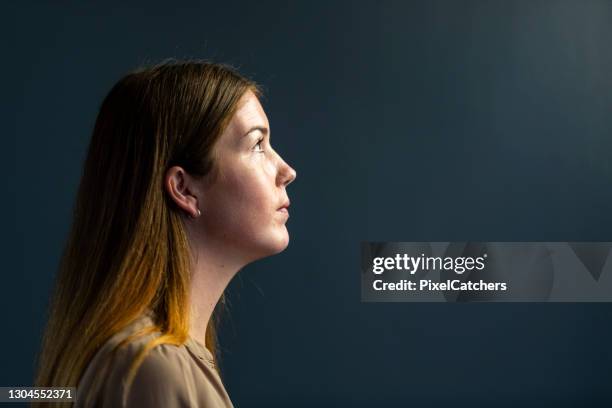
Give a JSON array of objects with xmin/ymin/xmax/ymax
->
[{"xmin": 254, "ymin": 137, "xmax": 265, "ymax": 153}]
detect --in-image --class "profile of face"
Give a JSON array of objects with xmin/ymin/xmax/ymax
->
[{"xmin": 177, "ymin": 90, "xmax": 297, "ymax": 264}]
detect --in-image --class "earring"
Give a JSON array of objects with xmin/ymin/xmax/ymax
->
[{"xmin": 190, "ymin": 208, "xmax": 201, "ymax": 219}]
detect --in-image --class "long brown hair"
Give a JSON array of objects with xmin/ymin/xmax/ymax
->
[{"xmin": 35, "ymin": 60, "xmax": 259, "ymax": 400}]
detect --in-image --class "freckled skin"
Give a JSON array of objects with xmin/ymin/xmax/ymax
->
[{"xmin": 198, "ymin": 91, "xmax": 297, "ymax": 262}]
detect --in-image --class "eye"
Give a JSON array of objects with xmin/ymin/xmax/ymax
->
[{"xmin": 254, "ymin": 137, "xmax": 265, "ymax": 153}]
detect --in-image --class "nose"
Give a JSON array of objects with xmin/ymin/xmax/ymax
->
[
  {"xmin": 277, "ymin": 156, "xmax": 297, "ymax": 187},
  {"xmin": 284, "ymin": 165, "xmax": 297, "ymax": 186}
]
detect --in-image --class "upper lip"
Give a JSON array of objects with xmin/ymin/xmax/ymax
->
[{"xmin": 278, "ymin": 199, "xmax": 290, "ymax": 210}]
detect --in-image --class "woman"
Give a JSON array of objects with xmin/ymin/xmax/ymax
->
[{"xmin": 35, "ymin": 60, "xmax": 297, "ymax": 407}]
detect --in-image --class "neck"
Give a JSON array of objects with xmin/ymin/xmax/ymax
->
[{"xmin": 186, "ymin": 228, "xmax": 248, "ymax": 349}]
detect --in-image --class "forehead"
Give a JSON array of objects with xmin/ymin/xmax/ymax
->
[{"xmin": 227, "ymin": 91, "xmax": 269, "ymax": 136}]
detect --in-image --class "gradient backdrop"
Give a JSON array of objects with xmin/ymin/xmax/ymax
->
[{"xmin": 5, "ymin": 1, "xmax": 612, "ymax": 407}]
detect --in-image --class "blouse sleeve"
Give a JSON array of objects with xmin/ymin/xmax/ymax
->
[{"xmin": 122, "ymin": 345, "xmax": 195, "ymax": 408}]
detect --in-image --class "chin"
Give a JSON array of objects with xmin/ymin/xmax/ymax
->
[
  {"xmin": 275, "ymin": 233, "xmax": 290, "ymax": 253},
  {"xmin": 269, "ymin": 230, "xmax": 290, "ymax": 254},
  {"xmin": 253, "ymin": 229, "xmax": 290, "ymax": 259}
]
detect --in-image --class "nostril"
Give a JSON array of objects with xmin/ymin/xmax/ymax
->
[
  {"xmin": 286, "ymin": 168, "xmax": 296, "ymax": 185},
  {"xmin": 285, "ymin": 172, "xmax": 296, "ymax": 186},
  {"xmin": 278, "ymin": 164, "xmax": 296, "ymax": 187}
]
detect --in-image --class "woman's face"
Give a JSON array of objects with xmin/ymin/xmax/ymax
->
[{"xmin": 198, "ymin": 90, "xmax": 296, "ymax": 262}]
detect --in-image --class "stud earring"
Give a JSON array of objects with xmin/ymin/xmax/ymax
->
[{"xmin": 189, "ymin": 208, "xmax": 201, "ymax": 219}]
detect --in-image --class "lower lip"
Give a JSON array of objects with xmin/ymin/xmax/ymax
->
[{"xmin": 277, "ymin": 208, "xmax": 289, "ymax": 217}]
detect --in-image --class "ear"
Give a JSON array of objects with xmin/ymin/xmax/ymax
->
[{"xmin": 164, "ymin": 166, "xmax": 201, "ymax": 218}]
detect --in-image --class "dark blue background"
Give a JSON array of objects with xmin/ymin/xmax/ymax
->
[{"xmin": 4, "ymin": 1, "xmax": 612, "ymax": 406}]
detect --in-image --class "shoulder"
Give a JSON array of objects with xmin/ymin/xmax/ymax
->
[
  {"xmin": 122, "ymin": 343, "xmax": 195, "ymax": 407},
  {"xmin": 77, "ymin": 318, "xmax": 195, "ymax": 407}
]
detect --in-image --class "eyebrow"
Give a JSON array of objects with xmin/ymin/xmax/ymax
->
[{"xmin": 244, "ymin": 126, "xmax": 269, "ymax": 137}]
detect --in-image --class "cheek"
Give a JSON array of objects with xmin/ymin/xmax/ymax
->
[
  {"xmin": 227, "ymin": 157, "xmax": 277, "ymax": 215},
  {"xmin": 200, "ymin": 155, "xmax": 288, "ymax": 256},
  {"xmin": 206, "ymin": 167, "xmax": 273, "ymax": 236},
  {"xmin": 263, "ymin": 156, "xmax": 276, "ymax": 177},
  {"xmin": 232, "ymin": 172, "xmax": 271, "ymax": 216}
]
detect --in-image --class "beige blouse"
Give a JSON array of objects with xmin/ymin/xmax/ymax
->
[{"xmin": 75, "ymin": 313, "xmax": 234, "ymax": 407}]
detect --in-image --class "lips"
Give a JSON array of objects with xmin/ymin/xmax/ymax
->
[
  {"xmin": 277, "ymin": 199, "xmax": 290, "ymax": 216},
  {"xmin": 277, "ymin": 199, "xmax": 290, "ymax": 211}
]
